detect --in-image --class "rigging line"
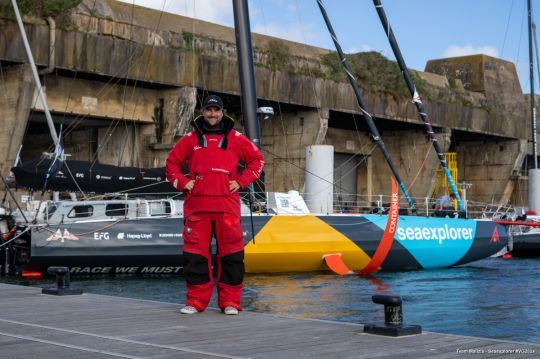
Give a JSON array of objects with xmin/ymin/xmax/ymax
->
[
  {"xmin": 0, "ymin": 227, "xmax": 31, "ymax": 249},
  {"xmin": 58, "ymin": 57, "xmax": 138, "ymax": 148},
  {"xmin": 516, "ymin": 0, "xmax": 527, "ymax": 66},
  {"xmin": 533, "ymin": 22, "xmax": 540, "ymax": 92},
  {"xmin": 59, "ymin": 0, "xmax": 98, "ymax": 126},
  {"xmin": 348, "ymin": 113, "xmax": 381, "ymax": 155},
  {"xmin": 406, "ymin": 143, "xmax": 432, "ymax": 192},
  {"xmin": 90, "ymin": 1, "xmax": 168, "ymax": 167},
  {"xmin": 1, "ymin": 40, "xmax": 60, "ymax": 168},
  {"xmin": 59, "ymin": 2, "xmax": 168, "ymax": 151},
  {"xmin": 262, "ymin": 145, "xmax": 376, "ymax": 193},
  {"xmin": 62, "ymin": 162, "xmax": 88, "ymax": 200},
  {"xmin": 39, "ymin": 0, "xmax": 97, "ymax": 159},
  {"xmin": 191, "ymin": 0, "xmax": 196, "ymax": 91},
  {"xmin": 257, "ymin": 139, "xmax": 375, "ymax": 194},
  {"xmin": 0, "ymin": 61, "xmax": 35, "ymax": 170},
  {"xmin": 117, "ymin": 0, "xmax": 139, "ymax": 167},
  {"xmin": 275, "ymin": 102, "xmax": 296, "ymax": 189},
  {"xmin": 51, "ymin": 53, "xmax": 141, "ymax": 154},
  {"xmin": 316, "ymin": 0, "xmax": 415, "ymax": 209},
  {"xmin": 292, "ymin": 0, "xmax": 372, "ymax": 173},
  {"xmin": 294, "ymin": 0, "xmax": 374, "ymax": 186},
  {"xmin": 501, "ymin": 0, "xmax": 515, "ymax": 58},
  {"xmin": 60, "ymin": 44, "xmax": 145, "ymax": 143},
  {"xmin": 253, "ymin": 0, "xmax": 295, "ymax": 188},
  {"xmin": 316, "ymin": 145, "xmax": 377, "ymax": 197},
  {"xmin": 36, "ymin": 1, "xmax": 100, "ymax": 163},
  {"xmin": 99, "ymin": 0, "xmax": 137, "ymax": 167},
  {"xmin": 373, "ymin": 0, "xmax": 464, "ymax": 211},
  {"xmin": 120, "ymin": 0, "xmax": 169, "ymax": 167},
  {"xmin": 330, "ymin": 146, "xmax": 376, "ymax": 192}
]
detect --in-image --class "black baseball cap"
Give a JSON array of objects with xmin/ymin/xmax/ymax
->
[{"xmin": 202, "ymin": 95, "xmax": 224, "ymax": 110}]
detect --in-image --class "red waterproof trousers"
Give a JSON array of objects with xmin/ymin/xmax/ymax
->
[
  {"xmin": 166, "ymin": 121, "xmax": 263, "ymax": 312},
  {"xmin": 182, "ymin": 212, "xmax": 245, "ymax": 311}
]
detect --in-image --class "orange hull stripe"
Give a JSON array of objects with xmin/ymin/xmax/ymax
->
[{"xmin": 361, "ymin": 178, "xmax": 399, "ymax": 275}]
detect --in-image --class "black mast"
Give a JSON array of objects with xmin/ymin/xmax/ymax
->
[
  {"xmin": 232, "ymin": 0, "xmax": 261, "ymax": 149},
  {"xmin": 316, "ymin": 0, "xmax": 415, "ymax": 210},
  {"xmin": 372, "ymin": 0, "xmax": 464, "ymax": 211},
  {"xmin": 529, "ymin": 0, "xmax": 538, "ymax": 168}
]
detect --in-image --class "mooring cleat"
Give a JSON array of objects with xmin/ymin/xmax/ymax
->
[
  {"xmin": 41, "ymin": 266, "xmax": 83, "ymax": 296},
  {"xmin": 363, "ymin": 295, "xmax": 422, "ymax": 337},
  {"xmin": 180, "ymin": 305, "xmax": 199, "ymax": 314},
  {"xmin": 223, "ymin": 306, "xmax": 239, "ymax": 315}
]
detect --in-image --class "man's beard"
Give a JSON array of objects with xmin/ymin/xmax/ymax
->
[{"xmin": 202, "ymin": 119, "xmax": 225, "ymax": 133}]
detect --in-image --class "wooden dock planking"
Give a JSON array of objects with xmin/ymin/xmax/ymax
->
[{"xmin": 0, "ymin": 283, "xmax": 538, "ymax": 358}]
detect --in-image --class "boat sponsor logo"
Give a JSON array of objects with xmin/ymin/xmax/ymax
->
[
  {"xmin": 142, "ymin": 176, "xmax": 161, "ymax": 181},
  {"xmin": 113, "ymin": 232, "xmax": 153, "ymax": 240},
  {"xmin": 396, "ymin": 225, "xmax": 474, "ymax": 244},
  {"xmin": 95, "ymin": 175, "xmax": 112, "ymax": 180},
  {"xmin": 361, "ymin": 180, "xmax": 399, "ymax": 275},
  {"xmin": 158, "ymin": 233, "xmax": 182, "ymax": 238},
  {"xmin": 365, "ymin": 215, "xmax": 477, "ymax": 269},
  {"xmin": 93, "ymin": 232, "xmax": 155, "ymax": 240},
  {"xmin": 69, "ymin": 266, "xmax": 183, "ymax": 275},
  {"xmin": 94, "ymin": 232, "xmax": 110, "ymax": 240},
  {"xmin": 46, "ymin": 229, "xmax": 79, "ymax": 243},
  {"xmin": 119, "ymin": 176, "xmax": 136, "ymax": 180},
  {"xmin": 193, "ymin": 146, "xmax": 202, "ymax": 151},
  {"xmin": 76, "ymin": 173, "xmax": 84, "ymax": 178}
]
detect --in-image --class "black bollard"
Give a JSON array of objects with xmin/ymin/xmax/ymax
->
[
  {"xmin": 42, "ymin": 266, "xmax": 83, "ymax": 296},
  {"xmin": 363, "ymin": 295, "xmax": 421, "ymax": 337}
]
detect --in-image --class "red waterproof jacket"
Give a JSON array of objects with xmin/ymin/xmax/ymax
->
[{"xmin": 165, "ymin": 116, "xmax": 264, "ymax": 217}]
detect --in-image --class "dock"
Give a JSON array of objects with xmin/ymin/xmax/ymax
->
[{"xmin": 0, "ymin": 283, "xmax": 538, "ymax": 358}]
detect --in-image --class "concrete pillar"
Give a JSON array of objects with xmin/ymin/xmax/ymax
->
[
  {"xmin": 261, "ymin": 109, "xmax": 322, "ymax": 192},
  {"xmin": 171, "ymin": 87, "xmax": 197, "ymax": 138},
  {"xmin": 528, "ymin": 169, "xmax": 540, "ymax": 212},
  {"xmin": 0, "ymin": 65, "xmax": 34, "ymax": 180},
  {"xmin": 143, "ymin": 86, "xmax": 197, "ymax": 168}
]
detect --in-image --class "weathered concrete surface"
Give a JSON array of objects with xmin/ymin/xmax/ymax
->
[
  {"xmin": 39, "ymin": 76, "xmax": 156, "ymax": 123},
  {"xmin": 457, "ymin": 138, "xmax": 526, "ymax": 204},
  {"xmin": 261, "ymin": 110, "xmax": 324, "ymax": 192},
  {"xmin": 0, "ymin": 0, "xmax": 534, "ymax": 208},
  {"xmin": 0, "ymin": 64, "xmax": 33, "ymax": 176},
  {"xmin": 326, "ymin": 126, "xmax": 451, "ymax": 205},
  {"xmin": 0, "ymin": 4, "xmax": 528, "ymax": 139}
]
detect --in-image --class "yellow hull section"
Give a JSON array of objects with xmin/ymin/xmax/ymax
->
[{"xmin": 244, "ymin": 215, "xmax": 371, "ymax": 273}]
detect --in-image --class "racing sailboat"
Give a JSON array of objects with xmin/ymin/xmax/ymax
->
[{"xmin": 3, "ymin": 0, "xmax": 508, "ymax": 276}]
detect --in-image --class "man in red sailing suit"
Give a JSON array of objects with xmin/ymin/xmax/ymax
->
[{"xmin": 166, "ymin": 95, "xmax": 264, "ymax": 315}]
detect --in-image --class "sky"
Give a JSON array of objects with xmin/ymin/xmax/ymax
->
[{"xmin": 117, "ymin": 0, "xmax": 539, "ymax": 94}]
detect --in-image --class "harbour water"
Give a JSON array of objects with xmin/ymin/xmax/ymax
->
[{"xmin": 2, "ymin": 257, "xmax": 539, "ymax": 344}]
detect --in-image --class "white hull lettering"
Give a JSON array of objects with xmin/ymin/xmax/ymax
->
[{"xmin": 396, "ymin": 225, "xmax": 473, "ymax": 244}]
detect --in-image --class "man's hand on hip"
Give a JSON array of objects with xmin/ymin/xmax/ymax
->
[
  {"xmin": 229, "ymin": 180, "xmax": 240, "ymax": 193},
  {"xmin": 184, "ymin": 180, "xmax": 195, "ymax": 191}
]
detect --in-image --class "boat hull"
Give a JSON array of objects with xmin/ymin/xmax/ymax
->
[
  {"xmin": 29, "ymin": 214, "xmax": 507, "ymax": 274},
  {"xmin": 511, "ymin": 233, "xmax": 540, "ymax": 257}
]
